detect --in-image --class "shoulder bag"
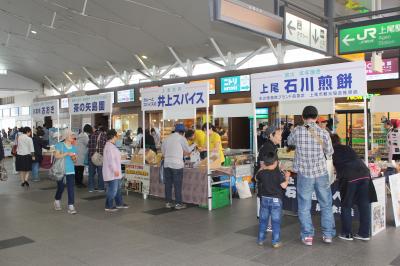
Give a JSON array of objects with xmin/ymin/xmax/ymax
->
[
  {"xmin": 91, "ymin": 133, "xmax": 104, "ymax": 166},
  {"xmin": 50, "ymin": 143, "xmax": 66, "ymax": 181},
  {"xmin": 307, "ymin": 127, "xmax": 335, "ymax": 184}
]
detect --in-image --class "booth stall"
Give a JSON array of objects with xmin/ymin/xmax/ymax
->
[{"xmin": 31, "ymin": 99, "xmax": 60, "ymax": 143}]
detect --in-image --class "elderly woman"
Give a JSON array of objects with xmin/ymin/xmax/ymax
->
[
  {"xmin": 53, "ymin": 130, "xmax": 78, "ymax": 214},
  {"xmin": 16, "ymin": 127, "xmax": 35, "ymax": 187},
  {"xmin": 102, "ymin": 129, "xmax": 129, "ymax": 212}
]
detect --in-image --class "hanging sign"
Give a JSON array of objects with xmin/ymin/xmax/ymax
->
[
  {"xmin": 251, "ymin": 61, "xmax": 366, "ymax": 103},
  {"xmin": 69, "ymin": 94, "xmax": 112, "ymax": 115},
  {"xmin": 338, "ymin": 15, "xmax": 400, "ymax": 54},
  {"xmin": 141, "ymin": 82, "xmax": 209, "ymax": 111},
  {"xmin": 31, "ymin": 100, "xmax": 59, "ymax": 118}
]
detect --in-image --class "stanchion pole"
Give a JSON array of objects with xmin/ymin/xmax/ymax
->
[{"xmin": 364, "ymin": 95, "xmax": 368, "ymax": 164}]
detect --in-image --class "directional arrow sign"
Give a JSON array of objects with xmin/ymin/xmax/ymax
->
[
  {"xmin": 285, "ymin": 12, "xmax": 310, "ymax": 47},
  {"xmin": 310, "ymin": 23, "xmax": 327, "ymax": 52},
  {"xmin": 338, "ymin": 15, "xmax": 400, "ymax": 54},
  {"xmin": 287, "ymin": 20, "xmax": 296, "ymax": 35}
]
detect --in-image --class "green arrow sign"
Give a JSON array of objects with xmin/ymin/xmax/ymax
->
[{"xmin": 338, "ymin": 16, "xmax": 400, "ymax": 54}]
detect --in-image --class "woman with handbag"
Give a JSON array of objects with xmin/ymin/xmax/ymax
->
[
  {"xmin": 102, "ymin": 129, "xmax": 128, "ymax": 212},
  {"xmin": 331, "ymin": 134, "xmax": 377, "ymax": 241},
  {"xmin": 53, "ymin": 130, "xmax": 78, "ymax": 214},
  {"xmin": 15, "ymin": 127, "xmax": 35, "ymax": 187}
]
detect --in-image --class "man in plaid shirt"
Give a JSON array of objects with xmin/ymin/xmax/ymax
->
[
  {"xmin": 88, "ymin": 125, "xmax": 107, "ymax": 192},
  {"xmin": 287, "ymin": 106, "xmax": 335, "ymax": 246}
]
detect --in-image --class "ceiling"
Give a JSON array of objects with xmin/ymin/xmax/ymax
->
[{"xmin": 0, "ymin": 0, "xmax": 398, "ymax": 87}]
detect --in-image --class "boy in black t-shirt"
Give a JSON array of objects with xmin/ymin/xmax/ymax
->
[{"xmin": 256, "ymin": 151, "xmax": 290, "ymax": 248}]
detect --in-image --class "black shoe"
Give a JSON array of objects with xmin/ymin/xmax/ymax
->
[
  {"xmin": 21, "ymin": 182, "xmax": 25, "ymax": 187},
  {"xmin": 24, "ymin": 181, "xmax": 30, "ymax": 187},
  {"xmin": 338, "ymin": 233, "xmax": 353, "ymax": 241}
]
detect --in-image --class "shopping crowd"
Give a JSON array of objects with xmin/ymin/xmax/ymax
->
[{"xmin": 0, "ymin": 106, "xmax": 379, "ymax": 249}]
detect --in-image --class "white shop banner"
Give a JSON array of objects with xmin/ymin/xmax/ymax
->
[
  {"xmin": 141, "ymin": 82, "xmax": 209, "ymax": 111},
  {"xmin": 251, "ymin": 61, "xmax": 367, "ymax": 103},
  {"xmin": 69, "ymin": 94, "xmax": 111, "ymax": 115},
  {"xmin": 31, "ymin": 100, "xmax": 59, "ymax": 118}
]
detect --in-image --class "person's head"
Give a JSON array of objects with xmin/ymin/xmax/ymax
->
[
  {"xmin": 83, "ymin": 124, "xmax": 93, "ymax": 134},
  {"xmin": 261, "ymin": 151, "xmax": 278, "ymax": 170},
  {"xmin": 185, "ymin": 129, "xmax": 195, "ymax": 141},
  {"xmin": 175, "ymin": 124, "xmax": 186, "ymax": 135},
  {"xmin": 145, "ymin": 129, "xmax": 151, "ymax": 136},
  {"xmin": 97, "ymin": 125, "xmax": 105, "ymax": 132},
  {"xmin": 63, "ymin": 130, "xmax": 76, "ymax": 144},
  {"xmin": 202, "ymin": 123, "xmax": 217, "ymax": 135},
  {"xmin": 151, "ymin": 128, "xmax": 155, "ymax": 134},
  {"xmin": 265, "ymin": 125, "xmax": 282, "ymax": 145},
  {"xmin": 137, "ymin": 127, "xmax": 143, "ymax": 135},
  {"xmin": 330, "ymin": 134, "xmax": 341, "ymax": 146},
  {"xmin": 259, "ymin": 123, "xmax": 266, "ymax": 132},
  {"xmin": 126, "ymin": 130, "xmax": 131, "ymax": 137},
  {"xmin": 384, "ymin": 121, "xmax": 392, "ymax": 130},
  {"xmin": 302, "ymin": 106, "xmax": 319, "ymax": 122},
  {"xmin": 36, "ymin": 127, "xmax": 44, "ymax": 137},
  {"xmin": 23, "ymin": 127, "xmax": 32, "ymax": 136},
  {"xmin": 318, "ymin": 118, "xmax": 328, "ymax": 129},
  {"xmin": 106, "ymin": 129, "xmax": 118, "ymax": 143}
]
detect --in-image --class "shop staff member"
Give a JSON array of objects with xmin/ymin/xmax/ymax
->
[
  {"xmin": 162, "ymin": 124, "xmax": 196, "ymax": 210},
  {"xmin": 287, "ymin": 106, "xmax": 335, "ymax": 246},
  {"xmin": 193, "ymin": 126, "xmax": 206, "ymax": 149},
  {"xmin": 202, "ymin": 123, "xmax": 225, "ymax": 165}
]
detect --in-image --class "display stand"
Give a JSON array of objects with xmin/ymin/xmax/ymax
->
[{"xmin": 140, "ymin": 83, "xmax": 211, "ymax": 207}]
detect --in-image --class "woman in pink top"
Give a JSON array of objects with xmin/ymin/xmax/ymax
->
[{"xmin": 102, "ymin": 129, "xmax": 129, "ymax": 212}]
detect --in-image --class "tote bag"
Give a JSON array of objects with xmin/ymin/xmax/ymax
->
[{"xmin": 50, "ymin": 144, "xmax": 65, "ymax": 181}]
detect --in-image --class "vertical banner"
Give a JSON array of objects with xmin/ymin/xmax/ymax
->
[
  {"xmin": 251, "ymin": 61, "xmax": 367, "ymax": 103},
  {"xmin": 371, "ymin": 178, "xmax": 386, "ymax": 236},
  {"xmin": 389, "ymin": 174, "xmax": 400, "ymax": 228},
  {"xmin": 31, "ymin": 100, "xmax": 59, "ymax": 118},
  {"xmin": 69, "ymin": 94, "xmax": 112, "ymax": 115}
]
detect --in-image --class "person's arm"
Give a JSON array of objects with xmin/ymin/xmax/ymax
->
[
  {"xmin": 280, "ymin": 171, "xmax": 290, "ymax": 189},
  {"xmin": 287, "ymin": 129, "xmax": 296, "ymax": 146},
  {"xmin": 54, "ymin": 144, "xmax": 74, "ymax": 159},
  {"xmin": 113, "ymin": 148, "xmax": 121, "ymax": 177},
  {"xmin": 323, "ymin": 132, "xmax": 334, "ymax": 157},
  {"xmin": 180, "ymin": 136, "xmax": 196, "ymax": 153}
]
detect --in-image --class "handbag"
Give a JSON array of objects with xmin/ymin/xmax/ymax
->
[
  {"xmin": 0, "ymin": 160, "xmax": 8, "ymax": 181},
  {"xmin": 50, "ymin": 143, "xmax": 66, "ymax": 181},
  {"xmin": 91, "ymin": 133, "xmax": 104, "ymax": 166},
  {"xmin": 307, "ymin": 127, "xmax": 335, "ymax": 185}
]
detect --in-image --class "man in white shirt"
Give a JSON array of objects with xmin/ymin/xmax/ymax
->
[{"xmin": 161, "ymin": 124, "xmax": 196, "ymax": 210}]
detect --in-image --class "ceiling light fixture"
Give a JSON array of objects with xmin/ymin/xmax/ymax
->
[
  {"xmin": 31, "ymin": 30, "xmax": 37, "ymax": 34},
  {"xmin": 68, "ymin": 72, "xmax": 73, "ymax": 75},
  {"xmin": 141, "ymin": 55, "xmax": 148, "ymax": 59}
]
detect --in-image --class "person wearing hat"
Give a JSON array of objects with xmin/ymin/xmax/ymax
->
[
  {"xmin": 287, "ymin": 105, "xmax": 335, "ymax": 246},
  {"xmin": 161, "ymin": 124, "xmax": 196, "ymax": 209}
]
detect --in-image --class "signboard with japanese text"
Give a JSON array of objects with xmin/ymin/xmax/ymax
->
[
  {"xmin": 366, "ymin": 58, "xmax": 398, "ymax": 81},
  {"xmin": 125, "ymin": 163, "xmax": 150, "ymax": 195},
  {"xmin": 69, "ymin": 94, "xmax": 111, "ymax": 115},
  {"xmin": 284, "ymin": 11, "xmax": 327, "ymax": 53},
  {"xmin": 338, "ymin": 16, "xmax": 400, "ymax": 54},
  {"xmin": 61, "ymin": 98, "xmax": 69, "ymax": 109},
  {"xmin": 141, "ymin": 82, "xmax": 209, "ymax": 111},
  {"xmin": 31, "ymin": 100, "xmax": 59, "ymax": 118},
  {"xmin": 190, "ymin": 79, "xmax": 216, "ymax": 94},
  {"xmin": 251, "ymin": 61, "xmax": 366, "ymax": 103},
  {"xmin": 220, "ymin": 75, "xmax": 250, "ymax": 93}
]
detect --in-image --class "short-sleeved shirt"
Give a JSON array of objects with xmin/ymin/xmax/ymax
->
[
  {"xmin": 256, "ymin": 167, "xmax": 286, "ymax": 199},
  {"xmin": 209, "ymin": 132, "xmax": 225, "ymax": 163},
  {"xmin": 194, "ymin": 130, "xmax": 206, "ymax": 148},
  {"xmin": 55, "ymin": 142, "xmax": 77, "ymax": 175}
]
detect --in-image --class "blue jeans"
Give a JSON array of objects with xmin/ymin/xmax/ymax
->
[
  {"xmin": 55, "ymin": 174, "xmax": 75, "ymax": 205},
  {"xmin": 88, "ymin": 160, "xmax": 104, "ymax": 191},
  {"xmin": 297, "ymin": 174, "xmax": 336, "ymax": 239},
  {"xmin": 258, "ymin": 197, "xmax": 282, "ymax": 245},
  {"xmin": 31, "ymin": 162, "xmax": 40, "ymax": 181},
  {"xmin": 164, "ymin": 167, "xmax": 183, "ymax": 204},
  {"xmin": 105, "ymin": 179, "xmax": 123, "ymax": 209}
]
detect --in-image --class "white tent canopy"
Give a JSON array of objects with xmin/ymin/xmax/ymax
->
[{"xmin": 213, "ymin": 103, "xmax": 253, "ymax": 118}]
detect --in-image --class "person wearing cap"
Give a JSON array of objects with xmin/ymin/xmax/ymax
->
[
  {"xmin": 53, "ymin": 130, "xmax": 78, "ymax": 214},
  {"xmin": 287, "ymin": 105, "xmax": 335, "ymax": 246},
  {"xmin": 318, "ymin": 118, "xmax": 330, "ymax": 133},
  {"xmin": 161, "ymin": 124, "xmax": 196, "ymax": 209}
]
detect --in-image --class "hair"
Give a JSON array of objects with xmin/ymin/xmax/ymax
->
[
  {"xmin": 261, "ymin": 151, "xmax": 278, "ymax": 166},
  {"xmin": 302, "ymin": 106, "xmax": 318, "ymax": 120},
  {"xmin": 202, "ymin": 123, "xmax": 217, "ymax": 132},
  {"xmin": 145, "ymin": 129, "xmax": 151, "ymax": 136},
  {"xmin": 151, "ymin": 128, "xmax": 155, "ymax": 133},
  {"xmin": 137, "ymin": 127, "xmax": 143, "ymax": 135},
  {"xmin": 126, "ymin": 130, "xmax": 131, "ymax": 137},
  {"xmin": 36, "ymin": 127, "xmax": 45, "ymax": 137},
  {"xmin": 83, "ymin": 124, "xmax": 92, "ymax": 134},
  {"xmin": 63, "ymin": 129, "xmax": 75, "ymax": 141},
  {"xmin": 258, "ymin": 123, "xmax": 265, "ymax": 131},
  {"xmin": 106, "ymin": 129, "xmax": 118, "ymax": 140},
  {"xmin": 185, "ymin": 130, "xmax": 195, "ymax": 139},
  {"xmin": 330, "ymin": 134, "xmax": 341, "ymax": 146},
  {"xmin": 23, "ymin": 127, "xmax": 32, "ymax": 134}
]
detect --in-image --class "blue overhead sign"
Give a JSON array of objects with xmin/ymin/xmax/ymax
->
[{"xmin": 220, "ymin": 75, "xmax": 250, "ymax": 93}]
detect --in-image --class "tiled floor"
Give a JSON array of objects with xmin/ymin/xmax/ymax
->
[{"xmin": 0, "ymin": 158, "xmax": 399, "ymax": 266}]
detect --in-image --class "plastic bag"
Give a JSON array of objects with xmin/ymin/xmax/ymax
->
[{"xmin": 236, "ymin": 181, "xmax": 252, "ymax": 199}]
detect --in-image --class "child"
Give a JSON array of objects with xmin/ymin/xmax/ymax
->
[{"xmin": 257, "ymin": 151, "xmax": 290, "ymax": 248}]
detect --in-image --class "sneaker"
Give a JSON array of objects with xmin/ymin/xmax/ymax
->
[
  {"xmin": 266, "ymin": 225, "xmax": 272, "ymax": 232},
  {"xmin": 354, "ymin": 234, "xmax": 370, "ymax": 241},
  {"xmin": 302, "ymin": 236, "xmax": 313, "ymax": 246},
  {"xmin": 67, "ymin": 205, "xmax": 77, "ymax": 215},
  {"xmin": 339, "ymin": 234, "xmax": 353, "ymax": 241},
  {"xmin": 105, "ymin": 207, "xmax": 119, "ymax": 212},
  {"xmin": 322, "ymin": 236, "xmax": 333, "ymax": 244},
  {"xmin": 165, "ymin": 202, "xmax": 174, "ymax": 209},
  {"xmin": 272, "ymin": 242, "xmax": 282, "ymax": 248},
  {"xmin": 116, "ymin": 204, "xmax": 129, "ymax": 209},
  {"xmin": 175, "ymin": 203, "xmax": 187, "ymax": 210},
  {"xmin": 54, "ymin": 200, "xmax": 62, "ymax": 211}
]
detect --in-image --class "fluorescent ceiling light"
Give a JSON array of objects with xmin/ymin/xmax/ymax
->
[
  {"xmin": 141, "ymin": 55, "xmax": 148, "ymax": 59},
  {"xmin": 68, "ymin": 72, "xmax": 73, "ymax": 75},
  {"xmin": 30, "ymin": 30, "xmax": 37, "ymax": 34},
  {"xmin": 0, "ymin": 69, "xmax": 7, "ymax": 75}
]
